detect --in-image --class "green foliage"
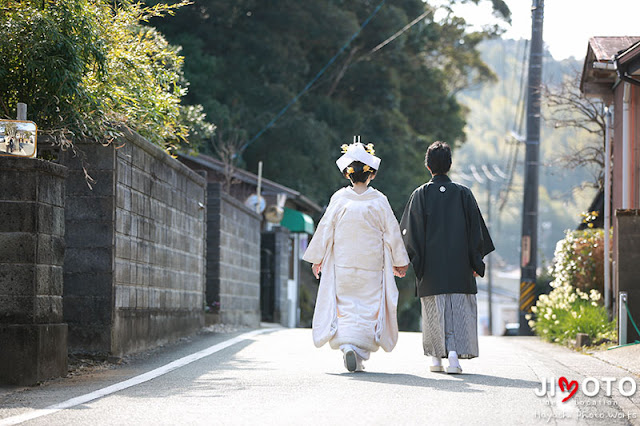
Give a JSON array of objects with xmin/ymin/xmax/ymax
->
[
  {"xmin": 528, "ymin": 228, "xmax": 615, "ymax": 345},
  {"xmin": 0, "ymin": 0, "xmax": 213, "ymax": 151}
]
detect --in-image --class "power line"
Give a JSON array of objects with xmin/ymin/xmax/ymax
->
[{"xmin": 239, "ymin": 0, "xmax": 387, "ymax": 153}]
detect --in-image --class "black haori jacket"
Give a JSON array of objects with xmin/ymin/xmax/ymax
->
[{"xmin": 400, "ymin": 174, "xmax": 495, "ymax": 297}]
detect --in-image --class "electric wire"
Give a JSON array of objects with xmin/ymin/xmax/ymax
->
[{"xmin": 239, "ymin": 0, "xmax": 387, "ymax": 153}]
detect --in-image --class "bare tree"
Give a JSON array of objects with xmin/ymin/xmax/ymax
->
[
  {"xmin": 543, "ymin": 74, "xmax": 607, "ymax": 189},
  {"xmin": 208, "ymin": 126, "xmax": 246, "ymax": 193}
]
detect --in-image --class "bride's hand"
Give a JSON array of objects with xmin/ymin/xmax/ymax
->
[
  {"xmin": 312, "ymin": 263, "xmax": 322, "ymax": 279},
  {"xmin": 393, "ymin": 265, "xmax": 408, "ymax": 278}
]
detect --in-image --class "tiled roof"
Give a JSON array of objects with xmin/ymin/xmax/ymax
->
[{"xmin": 588, "ymin": 36, "xmax": 640, "ymax": 61}]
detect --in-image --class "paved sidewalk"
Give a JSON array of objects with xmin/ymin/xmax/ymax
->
[{"xmin": 591, "ymin": 344, "xmax": 640, "ymax": 378}]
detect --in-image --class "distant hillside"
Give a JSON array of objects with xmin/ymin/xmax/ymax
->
[{"xmin": 455, "ymin": 38, "xmax": 597, "ymax": 268}]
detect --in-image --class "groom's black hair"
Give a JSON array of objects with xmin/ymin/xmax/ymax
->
[{"xmin": 425, "ymin": 141, "xmax": 451, "ymax": 175}]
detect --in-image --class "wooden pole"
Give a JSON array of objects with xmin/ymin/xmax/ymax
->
[{"xmin": 256, "ymin": 161, "xmax": 263, "ymax": 214}]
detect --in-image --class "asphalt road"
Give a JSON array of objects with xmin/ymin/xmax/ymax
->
[{"xmin": 1, "ymin": 326, "xmax": 639, "ymax": 425}]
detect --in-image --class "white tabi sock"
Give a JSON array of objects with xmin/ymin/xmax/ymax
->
[
  {"xmin": 448, "ymin": 351, "xmax": 460, "ymax": 368},
  {"xmin": 431, "ymin": 357, "xmax": 442, "ymax": 367}
]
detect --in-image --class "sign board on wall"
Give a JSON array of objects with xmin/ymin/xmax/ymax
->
[{"xmin": 0, "ymin": 120, "xmax": 37, "ymax": 158}]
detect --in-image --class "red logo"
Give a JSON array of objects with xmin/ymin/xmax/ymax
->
[{"xmin": 559, "ymin": 377, "xmax": 579, "ymax": 402}]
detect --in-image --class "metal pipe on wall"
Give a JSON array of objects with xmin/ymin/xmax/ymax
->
[
  {"xmin": 604, "ymin": 108, "xmax": 612, "ymax": 311},
  {"xmin": 622, "ymin": 83, "xmax": 631, "ymax": 208}
]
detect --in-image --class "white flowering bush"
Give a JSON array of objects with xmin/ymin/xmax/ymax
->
[
  {"xmin": 550, "ymin": 229, "xmax": 606, "ymax": 293},
  {"xmin": 527, "ymin": 284, "xmax": 615, "ymax": 344},
  {"xmin": 528, "ymin": 227, "xmax": 615, "ymax": 344}
]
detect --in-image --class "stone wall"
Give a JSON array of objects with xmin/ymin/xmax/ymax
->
[
  {"xmin": 207, "ymin": 183, "xmax": 261, "ymax": 327},
  {"xmin": 60, "ymin": 130, "xmax": 206, "ymax": 356},
  {"xmin": 0, "ymin": 157, "xmax": 68, "ymax": 385}
]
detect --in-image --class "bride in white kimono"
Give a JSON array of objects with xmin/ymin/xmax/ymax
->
[{"xmin": 303, "ymin": 139, "xmax": 409, "ymax": 372}]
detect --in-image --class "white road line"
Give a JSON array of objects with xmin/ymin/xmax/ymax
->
[{"xmin": 0, "ymin": 328, "xmax": 276, "ymax": 426}]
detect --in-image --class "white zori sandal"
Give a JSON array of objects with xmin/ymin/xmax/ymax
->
[
  {"xmin": 445, "ymin": 365, "xmax": 463, "ymax": 374},
  {"xmin": 445, "ymin": 351, "xmax": 462, "ymax": 374},
  {"xmin": 429, "ymin": 357, "xmax": 444, "ymax": 372}
]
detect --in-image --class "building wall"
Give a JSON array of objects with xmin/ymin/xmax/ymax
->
[
  {"xmin": 612, "ymin": 83, "xmax": 640, "ymax": 320},
  {"xmin": 0, "ymin": 157, "xmax": 68, "ymax": 384},
  {"xmin": 612, "ymin": 84, "xmax": 640, "ymax": 211},
  {"xmin": 61, "ymin": 130, "xmax": 206, "ymax": 356},
  {"xmin": 207, "ymin": 183, "xmax": 261, "ymax": 327},
  {"xmin": 616, "ymin": 211, "xmax": 640, "ymax": 343}
]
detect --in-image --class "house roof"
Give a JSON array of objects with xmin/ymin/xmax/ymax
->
[
  {"xmin": 177, "ymin": 152, "xmax": 322, "ymax": 214},
  {"xmin": 616, "ymin": 40, "xmax": 640, "ymax": 75},
  {"xmin": 588, "ymin": 36, "xmax": 640, "ymax": 62},
  {"xmin": 581, "ymin": 36, "xmax": 640, "ymax": 99}
]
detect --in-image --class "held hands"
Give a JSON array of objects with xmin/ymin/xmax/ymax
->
[
  {"xmin": 312, "ymin": 263, "xmax": 322, "ymax": 279},
  {"xmin": 393, "ymin": 265, "xmax": 409, "ymax": 278},
  {"xmin": 314, "ymin": 263, "xmax": 408, "ymax": 278}
]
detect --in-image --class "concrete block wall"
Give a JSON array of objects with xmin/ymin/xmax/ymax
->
[
  {"xmin": 207, "ymin": 183, "xmax": 261, "ymax": 327},
  {"xmin": 0, "ymin": 157, "xmax": 68, "ymax": 385},
  {"xmin": 60, "ymin": 130, "xmax": 206, "ymax": 356},
  {"xmin": 61, "ymin": 143, "xmax": 116, "ymax": 353}
]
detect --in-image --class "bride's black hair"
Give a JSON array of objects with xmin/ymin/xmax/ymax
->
[{"xmin": 342, "ymin": 161, "xmax": 376, "ymax": 184}]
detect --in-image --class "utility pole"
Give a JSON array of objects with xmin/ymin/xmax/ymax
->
[
  {"xmin": 455, "ymin": 165, "xmax": 506, "ymax": 336},
  {"xmin": 519, "ymin": 0, "xmax": 544, "ymax": 336},
  {"xmin": 486, "ymin": 176, "xmax": 493, "ymax": 334}
]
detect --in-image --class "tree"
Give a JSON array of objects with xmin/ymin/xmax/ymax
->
[
  {"xmin": 543, "ymin": 74, "xmax": 607, "ymax": 189},
  {"xmin": 0, "ymin": 0, "xmax": 213, "ymax": 152}
]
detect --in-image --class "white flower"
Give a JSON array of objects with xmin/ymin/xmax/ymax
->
[{"xmin": 571, "ymin": 311, "xmax": 578, "ymax": 319}]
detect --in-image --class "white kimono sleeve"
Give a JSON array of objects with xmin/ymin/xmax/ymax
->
[
  {"xmin": 302, "ymin": 197, "xmax": 338, "ymax": 265},
  {"xmin": 382, "ymin": 197, "xmax": 410, "ymax": 267},
  {"xmin": 302, "ymin": 194, "xmax": 340, "ymax": 347}
]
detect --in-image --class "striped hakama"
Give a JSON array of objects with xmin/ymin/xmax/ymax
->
[{"xmin": 420, "ymin": 293, "xmax": 478, "ymax": 359}]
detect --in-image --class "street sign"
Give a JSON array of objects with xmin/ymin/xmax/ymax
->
[{"xmin": 0, "ymin": 120, "xmax": 37, "ymax": 158}]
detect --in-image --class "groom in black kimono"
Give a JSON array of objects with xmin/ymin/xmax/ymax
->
[{"xmin": 400, "ymin": 141, "xmax": 494, "ymax": 374}]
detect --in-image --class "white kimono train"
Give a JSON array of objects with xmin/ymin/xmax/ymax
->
[{"xmin": 303, "ymin": 187, "xmax": 409, "ymax": 355}]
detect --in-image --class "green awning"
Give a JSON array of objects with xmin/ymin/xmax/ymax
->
[{"xmin": 281, "ymin": 207, "xmax": 315, "ymax": 234}]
